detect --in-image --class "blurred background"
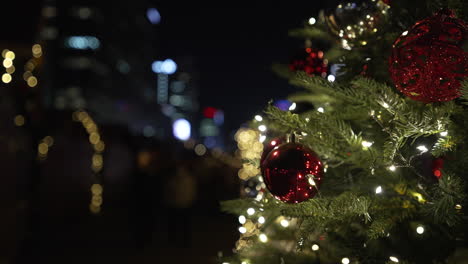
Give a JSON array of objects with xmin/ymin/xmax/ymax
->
[{"xmin": 1, "ymin": 1, "xmax": 324, "ymax": 263}]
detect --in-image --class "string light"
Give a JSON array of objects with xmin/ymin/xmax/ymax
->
[
  {"xmin": 254, "ymin": 115, "xmax": 263, "ymax": 121},
  {"xmin": 258, "ymin": 216, "xmax": 265, "ymax": 224},
  {"xmin": 317, "ymin": 107, "xmax": 324, "ymax": 113},
  {"xmin": 259, "ymin": 233, "xmax": 268, "ymax": 243},
  {"xmin": 455, "ymin": 204, "xmax": 462, "ymax": 210},
  {"xmin": 311, "ymin": 244, "xmax": 319, "ymax": 251},
  {"xmin": 361, "ymin": 141, "xmax": 373, "ymax": 148},
  {"xmin": 375, "ymin": 186, "xmax": 382, "ymax": 194},
  {"xmin": 247, "ymin": 208, "xmax": 255, "ymax": 215},
  {"xmin": 238, "ymin": 227, "xmax": 247, "ymax": 234},
  {"xmin": 239, "ymin": 215, "xmax": 246, "ymax": 224},
  {"xmin": 280, "ymin": 219, "xmax": 289, "ymax": 227},
  {"xmin": 389, "ymin": 256, "xmax": 399, "ymax": 262},
  {"xmin": 288, "ymin": 102, "xmax": 297, "ymax": 111},
  {"xmin": 388, "ymin": 165, "xmax": 396, "ymax": 171},
  {"xmin": 308, "ymin": 17, "xmax": 316, "ymax": 25},
  {"xmin": 259, "ymin": 135, "xmax": 266, "ymax": 143},
  {"xmin": 416, "ymin": 145, "xmax": 428, "ymax": 153},
  {"xmin": 14, "ymin": 115, "xmax": 25, "ymax": 126},
  {"xmin": 2, "ymin": 73, "xmax": 11, "ymax": 83},
  {"xmin": 440, "ymin": 131, "xmax": 448, "ymax": 137},
  {"xmin": 416, "ymin": 225, "xmax": 424, "ymax": 234},
  {"xmin": 342, "ymin": 257, "xmax": 350, "ymax": 264},
  {"xmin": 258, "ymin": 125, "xmax": 267, "ymax": 132},
  {"xmin": 382, "ymin": 102, "xmax": 390, "ymax": 108}
]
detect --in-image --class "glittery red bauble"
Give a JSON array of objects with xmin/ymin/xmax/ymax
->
[
  {"xmin": 289, "ymin": 48, "xmax": 328, "ymax": 77},
  {"xmin": 389, "ymin": 9, "xmax": 468, "ymax": 103},
  {"xmin": 260, "ymin": 137, "xmax": 285, "ymax": 164},
  {"xmin": 432, "ymin": 157, "xmax": 444, "ymax": 179},
  {"xmin": 261, "ymin": 142, "xmax": 323, "ymax": 203}
]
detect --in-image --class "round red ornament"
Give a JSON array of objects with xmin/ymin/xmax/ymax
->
[
  {"xmin": 260, "ymin": 137, "xmax": 285, "ymax": 165},
  {"xmin": 389, "ymin": 9, "xmax": 468, "ymax": 103},
  {"xmin": 289, "ymin": 48, "xmax": 328, "ymax": 77},
  {"xmin": 432, "ymin": 157, "xmax": 444, "ymax": 180},
  {"xmin": 261, "ymin": 141, "xmax": 323, "ymax": 203}
]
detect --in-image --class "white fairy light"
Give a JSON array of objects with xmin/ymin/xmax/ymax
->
[
  {"xmin": 416, "ymin": 225, "xmax": 424, "ymax": 234},
  {"xmin": 239, "ymin": 215, "xmax": 246, "ymax": 224},
  {"xmin": 317, "ymin": 107, "xmax": 324, "ymax": 113},
  {"xmin": 289, "ymin": 102, "xmax": 297, "ymax": 111},
  {"xmin": 440, "ymin": 131, "xmax": 448, "ymax": 137},
  {"xmin": 416, "ymin": 145, "xmax": 428, "ymax": 153},
  {"xmin": 389, "ymin": 256, "xmax": 399, "ymax": 262},
  {"xmin": 259, "ymin": 135, "xmax": 266, "ymax": 143},
  {"xmin": 311, "ymin": 244, "xmax": 319, "ymax": 251},
  {"xmin": 258, "ymin": 216, "xmax": 265, "ymax": 224},
  {"xmin": 247, "ymin": 208, "xmax": 255, "ymax": 215},
  {"xmin": 238, "ymin": 227, "xmax": 247, "ymax": 234},
  {"xmin": 259, "ymin": 233, "xmax": 268, "ymax": 243},
  {"xmin": 342, "ymin": 257, "xmax": 350, "ymax": 264},
  {"xmin": 258, "ymin": 125, "xmax": 267, "ymax": 132},
  {"xmin": 388, "ymin": 165, "xmax": 396, "ymax": 171},
  {"xmin": 375, "ymin": 186, "xmax": 382, "ymax": 194},
  {"xmin": 402, "ymin": 30, "xmax": 408, "ymax": 36},
  {"xmin": 362, "ymin": 141, "xmax": 373, "ymax": 148},
  {"xmin": 308, "ymin": 17, "xmax": 316, "ymax": 25},
  {"xmin": 254, "ymin": 115, "xmax": 263, "ymax": 121},
  {"xmin": 382, "ymin": 102, "xmax": 390, "ymax": 108},
  {"xmin": 280, "ymin": 219, "xmax": 289, "ymax": 227}
]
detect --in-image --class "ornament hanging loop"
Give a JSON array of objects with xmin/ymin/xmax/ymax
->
[{"xmin": 286, "ymin": 132, "xmax": 298, "ymax": 143}]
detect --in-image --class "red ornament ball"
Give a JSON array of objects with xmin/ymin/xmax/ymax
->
[
  {"xmin": 289, "ymin": 48, "xmax": 328, "ymax": 77},
  {"xmin": 389, "ymin": 9, "xmax": 468, "ymax": 103},
  {"xmin": 432, "ymin": 157, "xmax": 444, "ymax": 180},
  {"xmin": 261, "ymin": 142, "xmax": 323, "ymax": 203},
  {"xmin": 260, "ymin": 137, "xmax": 285, "ymax": 164}
]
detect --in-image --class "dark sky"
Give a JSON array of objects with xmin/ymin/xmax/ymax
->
[{"xmin": 154, "ymin": 2, "xmax": 325, "ymax": 133}]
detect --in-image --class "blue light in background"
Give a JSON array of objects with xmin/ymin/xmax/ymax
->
[
  {"xmin": 274, "ymin": 99, "xmax": 292, "ymax": 111},
  {"xmin": 146, "ymin": 8, "xmax": 161, "ymax": 24},
  {"xmin": 173, "ymin": 118, "xmax": 191, "ymax": 141},
  {"xmin": 214, "ymin": 110, "xmax": 224, "ymax": 125},
  {"xmin": 152, "ymin": 59, "xmax": 177, "ymax": 75},
  {"xmin": 65, "ymin": 36, "xmax": 100, "ymax": 50}
]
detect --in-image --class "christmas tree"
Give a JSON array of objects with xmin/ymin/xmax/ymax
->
[{"xmin": 221, "ymin": 0, "xmax": 468, "ymax": 263}]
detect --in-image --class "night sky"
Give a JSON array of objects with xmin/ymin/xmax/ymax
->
[
  {"xmin": 3, "ymin": 1, "xmax": 329, "ymax": 135},
  {"xmin": 154, "ymin": 2, "xmax": 325, "ymax": 133}
]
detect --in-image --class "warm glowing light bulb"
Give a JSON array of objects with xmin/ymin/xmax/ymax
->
[
  {"xmin": 312, "ymin": 244, "xmax": 319, "ymax": 251},
  {"xmin": 258, "ymin": 216, "xmax": 265, "ymax": 224},
  {"xmin": 259, "ymin": 233, "xmax": 268, "ymax": 243},
  {"xmin": 238, "ymin": 215, "xmax": 246, "ymax": 224},
  {"xmin": 416, "ymin": 226, "xmax": 424, "ymax": 234},
  {"xmin": 280, "ymin": 219, "xmax": 289, "ymax": 227},
  {"xmin": 308, "ymin": 17, "xmax": 316, "ymax": 25},
  {"xmin": 247, "ymin": 208, "xmax": 255, "ymax": 215},
  {"xmin": 288, "ymin": 102, "xmax": 297, "ymax": 111},
  {"xmin": 416, "ymin": 145, "xmax": 428, "ymax": 153},
  {"xmin": 2, "ymin": 73, "xmax": 12, "ymax": 83},
  {"xmin": 375, "ymin": 186, "xmax": 382, "ymax": 194}
]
